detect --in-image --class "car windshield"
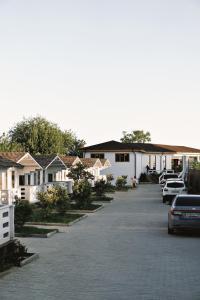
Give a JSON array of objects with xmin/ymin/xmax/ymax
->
[
  {"xmin": 175, "ymin": 197, "xmax": 200, "ymax": 206},
  {"xmin": 167, "ymin": 182, "xmax": 184, "ymax": 188},
  {"xmin": 164, "ymin": 174, "xmax": 178, "ymax": 179}
]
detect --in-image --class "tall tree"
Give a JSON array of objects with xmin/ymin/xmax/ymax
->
[
  {"xmin": 0, "ymin": 133, "xmax": 23, "ymax": 151},
  {"xmin": 9, "ymin": 116, "xmax": 85, "ymax": 155},
  {"xmin": 120, "ymin": 130, "xmax": 151, "ymax": 143}
]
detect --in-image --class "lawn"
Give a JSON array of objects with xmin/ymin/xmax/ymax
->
[
  {"xmin": 15, "ymin": 226, "xmax": 56, "ymax": 236},
  {"xmin": 29, "ymin": 210, "xmax": 84, "ymax": 224}
]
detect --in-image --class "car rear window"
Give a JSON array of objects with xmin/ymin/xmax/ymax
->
[
  {"xmin": 164, "ymin": 174, "xmax": 178, "ymax": 179},
  {"xmin": 175, "ymin": 197, "xmax": 200, "ymax": 206},
  {"xmin": 167, "ymin": 182, "xmax": 184, "ymax": 188}
]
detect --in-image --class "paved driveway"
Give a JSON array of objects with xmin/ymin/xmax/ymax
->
[{"xmin": 0, "ymin": 184, "xmax": 200, "ymax": 300}]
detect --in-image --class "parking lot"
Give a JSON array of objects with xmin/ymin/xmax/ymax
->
[{"xmin": 0, "ymin": 184, "xmax": 200, "ymax": 300}]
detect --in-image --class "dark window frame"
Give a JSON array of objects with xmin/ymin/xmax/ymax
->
[
  {"xmin": 91, "ymin": 153, "xmax": 105, "ymax": 159},
  {"xmin": 115, "ymin": 153, "xmax": 130, "ymax": 162}
]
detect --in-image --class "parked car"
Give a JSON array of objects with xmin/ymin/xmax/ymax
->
[
  {"xmin": 168, "ymin": 195, "xmax": 200, "ymax": 234},
  {"xmin": 159, "ymin": 173, "xmax": 180, "ymax": 186},
  {"xmin": 162, "ymin": 180, "xmax": 187, "ymax": 204}
]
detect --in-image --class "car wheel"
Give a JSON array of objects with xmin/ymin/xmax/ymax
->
[{"xmin": 168, "ymin": 226, "xmax": 174, "ymax": 234}]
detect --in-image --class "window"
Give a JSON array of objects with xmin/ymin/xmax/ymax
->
[
  {"xmin": 3, "ymin": 232, "xmax": 9, "ymax": 238},
  {"xmin": 12, "ymin": 171, "xmax": 15, "ymax": 188},
  {"xmin": 2, "ymin": 212, "xmax": 9, "ymax": 218},
  {"xmin": 115, "ymin": 153, "xmax": 129, "ymax": 162},
  {"xmin": 3, "ymin": 222, "xmax": 9, "ymax": 228},
  {"xmin": 91, "ymin": 153, "xmax": 105, "ymax": 159},
  {"xmin": 48, "ymin": 174, "xmax": 53, "ymax": 182},
  {"xmin": 28, "ymin": 175, "xmax": 31, "ymax": 185},
  {"xmin": 19, "ymin": 175, "xmax": 25, "ymax": 186},
  {"xmin": 167, "ymin": 182, "xmax": 184, "ymax": 188},
  {"xmin": 38, "ymin": 171, "xmax": 40, "ymax": 185}
]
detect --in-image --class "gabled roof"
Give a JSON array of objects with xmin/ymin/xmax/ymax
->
[
  {"xmin": 80, "ymin": 158, "xmax": 102, "ymax": 168},
  {"xmin": 0, "ymin": 157, "xmax": 23, "ymax": 169},
  {"xmin": 82, "ymin": 140, "xmax": 200, "ymax": 154},
  {"xmin": 33, "ymin": 154, "xmax": 66, "ymax": 169},
  {"xmin": 0, "ymin": 152, "xmax": 27, "ymax": 162},
  {"xmin": 59, "ymin": 155, "xmax": 81, "ymax": 168},
  {"xmin": 100, "ymin": 159, "xmax": 111, "ymax": 168}
]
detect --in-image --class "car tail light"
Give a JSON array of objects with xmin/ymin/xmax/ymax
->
[
  {"xmin": 171, "ymin": 209, "xmax": 182, "ymax": 216},
  {"xmin": 164, "ymin": 188, "xmax": 168, "ymax": 191}
]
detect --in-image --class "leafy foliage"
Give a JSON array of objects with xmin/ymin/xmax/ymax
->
[
  {"xmin": 68, "ymin": 162, "xmax": 94, "ymax": 181},
  {"xmin": 121, "ymin": 130, "xmax": 151, "ymax": 143},
  {"xmin": 14, "ymin": 199, "xmax": 33, "ymax": 229},
  {"xmin": 7, "ymin": 116, "xmax": 85, "ymax": 155},
  {"xmin": 115, "ymin": 175, "xmax": 128, "ymax": 190},
  {"xmin": 0, "ymin": 133, "xmax": 22, "ymax": 152},
  {"xmin": 72, "ymin": 179, "xmax": 93, "ymax": 209},
  {"xmin": 37, "ymin": 186, "xmax": 71, "ymax": 217},
  {"xmin": 94, "ymin": 179, "xmax": 107, "ymax": 197}
]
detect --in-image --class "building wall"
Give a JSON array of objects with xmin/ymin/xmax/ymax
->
[{"xmin": 0, "ymin": 205, "xmax": 14, "ymax": 246}]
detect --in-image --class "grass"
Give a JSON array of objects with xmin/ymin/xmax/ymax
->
[
  {"xmin": 30, "ymin": 210, "xmax": 84, "ymax": 224},
  {"xmin": 92, "ymin": 195, "xmax": 113, "ymax": 202},
  {"xmin": 15, "ymin": 226, "xmax": 56, "ymax": 236},
  {"xmin": 70, "ymin": 203, "xmax": 102, "ymax": 210}
]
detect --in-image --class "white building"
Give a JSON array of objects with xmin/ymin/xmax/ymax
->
[{"xmin": 82, "ymin": 140, "xmax": 200, "ymax": 185}]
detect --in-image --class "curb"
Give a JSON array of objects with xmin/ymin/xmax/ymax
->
[
  {"xmin": 15, "ymin": 229, "xmax": 58, "ymax": 238},
  {"xmin": 20, "ymin": 253, "xmax": 39, "ymax": 267},
  {"xmin": 26, "ymin": 215, "xmax": 87, "ymax": 227},
  {"xmin": 68, "ymin": 205, "xmax": 104, "ymax": 214}
]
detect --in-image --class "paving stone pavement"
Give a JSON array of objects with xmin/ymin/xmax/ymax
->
[{"xmin": 0, "ymin": 184, "xmax": 200, "ymax": 300}]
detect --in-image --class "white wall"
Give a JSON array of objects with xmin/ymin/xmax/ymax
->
[
  {"xmin": 0, "ymin": 205, "xmax": 14, "ymax": 246},
  {"xmin": 85, "ymin": 152, "xmax": 136, "ymax": 185}
]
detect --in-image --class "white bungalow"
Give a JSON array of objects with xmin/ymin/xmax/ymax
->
[{"xmin": 82, "ymin": 140, "xmax": 200, "ymax": 185}]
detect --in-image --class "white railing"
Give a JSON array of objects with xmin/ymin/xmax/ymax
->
[
  {"xmin": 44, "ymin": 180, "xmax": 73, "ymax": 194},
  {"xmin": 0, "ymin": 205, "xmax": 14, "ymax": 246}
]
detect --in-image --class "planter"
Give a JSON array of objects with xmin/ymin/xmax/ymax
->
[{"xmin": 19, "ymin": 253, "xmax": 39, "ymax": 267}]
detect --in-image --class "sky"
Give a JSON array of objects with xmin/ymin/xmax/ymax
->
[{"xmin": 0, "ymin": 0, "xmax": 200, "ymax": 147}]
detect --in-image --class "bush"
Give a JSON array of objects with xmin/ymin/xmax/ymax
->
[
  {"xmin": 106, "ymin": 174, "xmax": 114, "ymax": 182},
  {"xmin": 37, "ymin": 186, "xmax": 71, "ymax": 217},
  {"xmin": 139, "ymin": 173, "xmax": 150, "ymax": 182},
  {"xmin": 72, "ymin": 179, "xmax": 92, "ymax": 209},
  {"xmin": 53, "ymin": 185, "xmax": 71, "ymax": 215},
  {"xmin": 37, "ymin": 189, "xmax": 55, "ymax": 218},
  {"xmin": 94, "ymin": 179, "xmax": 107, "ymax": 197},
  {"xmin": 0, "ymin": 239, "xmax": 28, "ymax": 271},
  {"xmin": 115, "ymin": 176, "xmax": 128, "ymax": 190},
  {"xmin": 15, "ymin": 199, "xmax": 33, "ymax": 229}
]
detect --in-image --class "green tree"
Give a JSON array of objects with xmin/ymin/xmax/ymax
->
[
  {"xmin": 0, "ymin": 133, "xmax": 23, "ymax": 152},
  {"xmin": 14, "ymin": 199, "xmax": 33, "ymax": 229},
  {"xmin": 120, "ymin": 130, "xmax": 151, "ymax": 143},
  {"xmin": 9, "ymin": 116, "xmax": 85, "ymax": 155},
  {"xmin": 72, "ymin": 179, "xmax": 93, "ymax": 209},
  {"xmin": 68, "ymin": 162, "xmax": 94, "ymax": 181}
]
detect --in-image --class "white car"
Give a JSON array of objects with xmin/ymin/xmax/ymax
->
[
  {"xmin": 162, "ymin": 180, "xmax": 187, "ymax": 204},
  {"xmin": 159, "ymin": 173, "xmax": 180, "ymax": 186}
]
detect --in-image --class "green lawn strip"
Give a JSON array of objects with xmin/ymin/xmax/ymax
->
[
  {"xmin": 30, "ymin": 211, "xmax": 84, "ymax": 224},
  {"xmin": 15, "ymin": 226, "xmax": 55, "ymax": 235},
  {"xmin": 70, "ymin": 203, "xmax": 102, "ymax": 211}
]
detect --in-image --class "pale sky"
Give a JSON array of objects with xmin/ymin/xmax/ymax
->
[{"xmin": 0, "ymin": 0, "xmax": 200, "ymax": 147}]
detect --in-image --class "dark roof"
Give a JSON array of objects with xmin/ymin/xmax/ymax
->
[
  {"xmin": 33, "ymin": 154, "xmax": 58, "ymax": 168},
  {"xmin": 0, "ymin": 157, "xmax": 23, "ymax": 169},
  {"xmin": 59, "ymin": 155, "xmax": 80, "ymax": 167},
  {"xmin": 82, "ymin": 140, "xmax": 200, "ymax": 154}
]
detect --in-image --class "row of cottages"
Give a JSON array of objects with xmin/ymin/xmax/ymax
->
[
  {"xmin": 82, "ymin": 140, "xmax": 200, "ymax": 185},
  {"xmin": 0, "ymin": 152, "xmax": 111, "ymax": 205}
]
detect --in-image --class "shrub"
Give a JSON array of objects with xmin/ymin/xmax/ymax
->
[
  {"xmin": 37, "ymin": 189, "xmax": 55, "ymax": 218},
  {"xmin": 94, "ymin": 179, "xmax": 107, "ymax": 197},
  {"xmin": 15, "ymin": 199, "xmax": 33, "ymax": 229},
  {"xmin": 0, "ymin": 239, "xmax": 28, "ymax": 271},
  {"xmin": 72, "ymin": 179, "xmax": 92, "ymax": 209},
  {"xmin": 139, "ymin": 173, "xmax": 150, "ymax": 182},
  {"xmin": 106, "ymin": 174, "xmax": 114, "ymax": 182},
  {"xmin": 53, "ymin": 185, "xmax": 71, "ymax": 215},
  {"xmin": 115, "ymin": 175, "xmax": 128, "ymax": 190}
]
